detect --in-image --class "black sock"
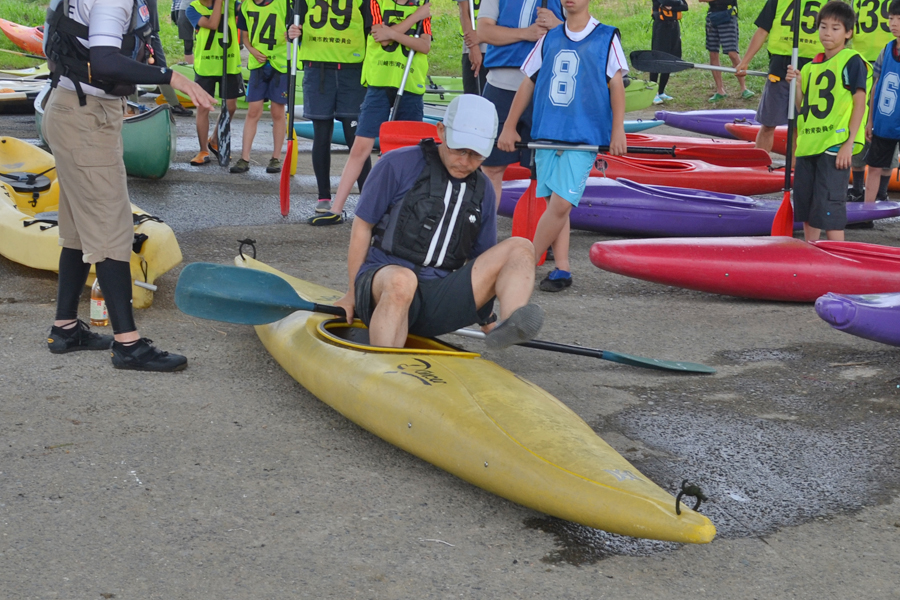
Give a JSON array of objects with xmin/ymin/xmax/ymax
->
[
  {"xmin": 55, "ymin": 247, "xmax": 92, "ymax": 321},
  {"xmin": 340, "ymin": 118, "xmax": 371, "ymax": 192},
  {"xmin": 311, "ymin": 119, "xmax": 335, "ymax": 199},
  {"xmin": 878, "ymin": 174, "xmax": 891, "ymax": 200},
  {"xmin": 851, "ymin": 171, "xmax": 865, "ymax": 194},
  {"xmin": 95, "ymin": 259, "xmax": 137, "ymax": 335}
]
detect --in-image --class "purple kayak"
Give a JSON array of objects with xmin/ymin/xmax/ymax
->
[
  {"xmin": 654, "ymin": 109, "xmax": 759, "ymax": 139},
  {"xmin": 815, "ymin": 292, "xmax": 900, "ymax": 346},
  {"xmin": 499, "ymin": 178, "xmax": 900, "ymax": 237}
]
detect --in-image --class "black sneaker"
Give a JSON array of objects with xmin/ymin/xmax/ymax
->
[
  {"xmin": 230, "ymin": 158, "xmax": 250, "ymax": 173},
  {"xmin": 539, "ymin": 269, "xmax": 572, "ymax": 292},
  {"xmin": 110, "ymin": 338, "xmax": 188, "ymax": 372},
  {"xmin": 170, "ymin": 104, "xmax": 194, "ymax": 117},
  {"xmin": 47, "ymin": 319, "xmax": 114, "ymax": 354},
  {"xmin": 485, "ymin": 304, "xmax": 544, "ymax": 350},
  {"xmin": 847, "ymin": 190, "xmax": 864, "ymax": 203},
  {"xmin": 308, "ymin": 211, "xmax": 344, "ymax": 226}
]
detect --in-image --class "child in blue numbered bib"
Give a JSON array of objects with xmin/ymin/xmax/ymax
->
[{"xmin": 497, "ymin": 0, "xmax": 628, "ymax": 292}]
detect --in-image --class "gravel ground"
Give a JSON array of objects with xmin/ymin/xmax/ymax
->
[{"xmin": 1, "ymin": 104, "xmax": 899, "ymax": 600}]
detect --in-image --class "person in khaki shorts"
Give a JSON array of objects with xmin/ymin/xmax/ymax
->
[{"xmin": 42, "ymin": 0, "xmax": 214, "ymax": 372}]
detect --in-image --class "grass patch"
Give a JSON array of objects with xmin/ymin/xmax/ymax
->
[{"xmin": 1, "ymin": 0, "xmax": 771, "ymax": 109}]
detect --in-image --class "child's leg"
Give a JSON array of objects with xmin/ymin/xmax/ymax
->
[
  {"xmin": 710, "ymin": 52, "xmax": 725, "ymax": 95},
  {"xmin": 532, "ymin": 193, "xmax": 572, "ymax": 265},
  {"xmin": 549, "ymin": 218, "xmax": 571, "ymax": 272},
  {"xmin": 803, "ymin": 222, "xmax": 821, "ymax": 242},
  {"xmin": 340, "ymin": 118, "xmax": 372, "ymax": 192},
  {"xmin": 727, "ymin": 51, "xmax": 747, "ymax": 93},
  {"xmin": 311, "ymin": 119, "xmax": 336, "ymax": 199},
  {"xmin": 240, "ymin": 100, "xmax": 265, "ymax": 161},
  {"xmin": 824, "ymin": 229, "xmax": 845, "ymax": 241},
  {"xmin": 864, "ymin": 167, "xmax": 883, "ymax": 204},
  {"xmin": 331, "ymin": 136, "xmax": 376, "ymax": 213},
  {"xmin": 195, "ymin": 106, "xmax": 210, "ymax": 151},
  {"xmin": 269, "ymin": 101, "xmax": 286, "ymax": 159}
]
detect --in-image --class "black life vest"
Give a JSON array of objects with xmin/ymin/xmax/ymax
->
[
  {"xmin": 44, "ymin": 0, "xmax": 154, "ymax": 106},
  {"xmin": 374, "ymin": 140, "xmax": 487, "ymax": 272}
]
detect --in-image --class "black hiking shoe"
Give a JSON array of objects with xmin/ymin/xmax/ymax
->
[
  {"xmin": 230, "ymin": 158, "xmax": 250, "ymax": 173},
  {"xmin": 171, "ymin": 104, "xmax": 194, "ymax": 117},
  {"xmin": 265, "ymin": 157, "xmax": 281, "ymax": 173},
  {"xmin": 308, "ymin": 211, "xmax": 345, "ymax": 226},
  {"xmin": 47, "ymin": 319, "xmax": 114, "ymax": 354},
  {"xmin": 539, "ymin": 269, "xmax": 572, "ymax": 292},
  {"xmin": 110, "ymin": 338, "xmax": 188, "ymax": 372},
  {"xmin": 484, "ymin": 304, "xmax": 544, "ymax": 350}
]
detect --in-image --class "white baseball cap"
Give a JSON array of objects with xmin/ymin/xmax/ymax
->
[{"xmin": 442, "ymin": 94, "xmax": 499, "ymax": 159}]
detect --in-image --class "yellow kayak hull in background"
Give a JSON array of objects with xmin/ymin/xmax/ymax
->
[
  {"xmin": 0, "ymin": 136, "xmax": 182, "ymax": 308},
  {"xmin": 236, "ymin": 255, "xmax": 716, "ymax": 544}
]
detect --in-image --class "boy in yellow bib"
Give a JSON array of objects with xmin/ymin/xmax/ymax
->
[
  {"xmin": 786, "ymin": 1, "xmax": 871, "ymax": 241},
  {"xmin": 231, "ymin": 0, "xmax": 292, "ymax": 174},
  {"xmin": 186, "ymin": 0, "xmax": 246, "ymax": 165}
]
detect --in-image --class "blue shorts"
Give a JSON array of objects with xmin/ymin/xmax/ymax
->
[
  {"xmin": 535, "ymin": 149, "xmax": 596, "ymax": 205},
  {"xmin": 246, "ymin": 63, "xmax": 288, "ymax": 104},
  {"xmin": 355, "ymin": 86, "xmax": 424, "ymax": 139},
  {"xmin": 302, "ymin": 62, "xmax": 367, "ymax": 120},
  {"xmin": 482, "ymin": 83, "xmax": 533, "ymax": 167}
]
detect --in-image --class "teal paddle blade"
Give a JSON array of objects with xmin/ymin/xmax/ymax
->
[{"xmin": 175, "ymin": 262, "xmax": 315, "ymax": 325}]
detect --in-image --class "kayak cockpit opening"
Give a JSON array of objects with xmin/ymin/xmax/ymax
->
[{"xmin": 316, "ymin": 319, "xmax": 479, "ymax": 358}]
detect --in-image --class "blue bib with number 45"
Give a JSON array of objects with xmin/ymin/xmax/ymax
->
[{"xmin": 531, "ymin": 23, "xmax": 616, "ymax": 146}]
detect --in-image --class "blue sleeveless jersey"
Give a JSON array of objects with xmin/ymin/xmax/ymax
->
[
  {"xmin": 874, "ymin": 40, "xmax": 900, "ymax": 140},
  {"xmin": 531, "ymin": 24, "xmax": 617, "ymax": 146},
  {"xmin": 483, "ymin": 0, "xmax": 564, "ymax": 69}
]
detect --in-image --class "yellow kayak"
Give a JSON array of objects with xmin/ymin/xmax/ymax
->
[
  {"xmin": 236, "ymin": 255, "xmax": 716, "ymax": 544},
  {"xmin": 0, "ymin": 136, "xmax": 182, "ymax": 308}
]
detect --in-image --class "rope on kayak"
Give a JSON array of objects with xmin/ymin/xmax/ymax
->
[
  {"xmin": 133, "ymin": 213, "xmax": 163, "ymax": 225},
  {"xmin": 238, "ymin": 238, "xmax": 257, "ymax": 260},
  {"xmin": 675, "ymin": 479, "xmax": 708, "ymax": 515}
]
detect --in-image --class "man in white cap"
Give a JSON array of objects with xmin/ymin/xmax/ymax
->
[{"xmin": 333, "ymin": 94, "xmax": 542, "ymax": 349}]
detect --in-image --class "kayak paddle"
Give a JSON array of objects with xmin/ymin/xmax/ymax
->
[
  {"xmin": 630, "ymin": 50, "xmax": 769, "ymax": 78},
  {"xmin": 215, "ymin": 0, "xmax": 231, "ymax": 167},
  {"xmin": 388, "ymin": 5, "xmax": 427, "ymax": 122},
  {"xmin": 0, "ymin": 47, "xmax": 44, "ymax": 61},
  {"xmin": 771, "ymin": 0, "xmax": 801, "ymax": 237},
  {"xmin": 174, "ymin": 262, "xmax": 716, "ymax": 374},
  {"xmin": 468, "ymin": 0, "xmax": 480, "ymax": 95},
  {"xmin": 280, "ymin": 9, "xmax": 301, "ymax": 217}
]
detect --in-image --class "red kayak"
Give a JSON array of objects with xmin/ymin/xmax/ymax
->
[
  {"xmin": 724, "ymin": 122, "xmax": 787, "ymax": 154},
  {"xmin": 504, "ymin": 154, "xmax": 785, "ymax": 195},
  {"xmin": 589, "ymin": 237, "xmax": 900, "ymax": 302},
  {"xmin": 0, "ymin": 19, "xmax": 44, "ymax": 57},
  {"xmin": 624, "ymin": 134, "xmax": 770, "ymax": 167}
]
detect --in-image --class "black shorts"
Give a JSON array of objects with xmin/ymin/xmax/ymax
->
[
  {"xmin": 194, "ymin": 73, "xmax": 245, "ymax": 100},
  {"xmin": 482, "ymin": 82, "xmax": 533, "ymax": 168},
  {"xmin": 865, "ymin": 133, "xmax": 900, "ymax": 169},
  {"xmin": 301, "ymin": 62, "xmax": 367, "ymax": 120},
  {"xmin": 355, "ymin": 260, "xmax": 494, "ymax": 338},
  {"xmin": 793, "ymin": 153, "xmax": 850, "ymax": 230}
]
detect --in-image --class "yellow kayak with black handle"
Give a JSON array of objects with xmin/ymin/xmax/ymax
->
[
  {"xmin": 235, "ymin": 255, "xmax": 716, "ymax": 544},
  {"xmin": 0, "ymin": 136, "xmax": 182, "ymax": 308}
]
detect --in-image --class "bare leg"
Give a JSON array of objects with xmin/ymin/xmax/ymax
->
[
  {"xmin": 710, "ymin": 52, "xmax": 725, "ymax": 95},
  {"xmin": 481, "ymin": 165, "xmax": 507, "ymax": 211},
  {"xmin": 532, "ymin": 193, "xmax": 573, "ymax": 265},
  {"xmin": 756, "ymin": 125, "xmax": 775, "ymax": 152},
  {"xmin": 331, "ymin": 136, "xmax": 376, "ymax": 214},
  {"xmin": 240, "ymin": 101, "xmax": 264, "ymax": 161},
  {"xmin": 728, "ymin": 51, "xmax": 747, "ymax": 93},
  {"xmin": 368, "ymin": 266, "xmax": 418, "ymax": 347},
  {"xmin": 825, "ymin": 229, "xmax": 845, "ymax": 241},
  {"xmin": 803, "ymin": 222, "xmax": 820, "ymax": 242},
  {"xmin": 270, "ymin": 101, "xmax": 287, "ymax": 159},
  {"xmin": 864, "ymin": 166, "xmax": 883, "ymax": 204},
  {"xmin": 550, "ymin": 218, "xmax": 571, "ymax": 272},
  {"xmin": 470, "ymin": 237, "xmax": 536, "ymax": 320},
  {"xmin": 195, "ymin": 106, "xmax": 210, "ymax": 152}
]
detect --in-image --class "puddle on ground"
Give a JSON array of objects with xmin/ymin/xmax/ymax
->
[{"xmin": 526, "ymin": 344, "xmax": 900, "ymax": 566}]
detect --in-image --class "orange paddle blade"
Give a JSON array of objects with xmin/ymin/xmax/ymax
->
[
  {"xmin": 770, "ymin": 189, "xmax": 794, "ymax": 236},
  {"xmin": 280, "ymin": 139, "xmax": 293, "ymax": 217},
  {"xmin": 511, "ymin": 181, "xmax": 548, "ymax": 266},
  {"xmin": 379, "ymin": 121, "xmax": 441, "ymax": 153}
]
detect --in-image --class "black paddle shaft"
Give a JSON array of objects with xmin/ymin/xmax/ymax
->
[{"xmin": 629, "ymin": 50, "xmax": 769, "ymax": 77}]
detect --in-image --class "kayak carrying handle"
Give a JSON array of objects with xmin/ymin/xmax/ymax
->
[
  {"xmin": 134, "ymin": 280, "xmax": 157, "ymax": 291},
  {"xmin": 675, "ymin": 479, "xmax": 708, "ymax": 515}
]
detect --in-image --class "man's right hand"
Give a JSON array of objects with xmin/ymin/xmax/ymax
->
[
  {"xmin": 523, "ymin": 22, "xmax": 547, "ymax": 42},
  {"xmin": 335, "ymin": 291, "xmax": 355, "ymax": 324},
  {"xmin": 170, "ymin": 70, "xmax": 216, "ymax": 110}
]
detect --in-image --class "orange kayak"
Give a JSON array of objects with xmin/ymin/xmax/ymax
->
[{"xmin": 0, "ymin": 19, "xmax": 44, "ymax": 57}]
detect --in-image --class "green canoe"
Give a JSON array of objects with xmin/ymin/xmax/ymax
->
[{"xmin": 35, "ymin": 84, "xmax": 176, "ymax": 180}]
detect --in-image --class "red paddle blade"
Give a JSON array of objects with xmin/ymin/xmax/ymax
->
[
  {"xmin": 771, "ymin": 189, "xmax": 794, "ymax": 236},
  {"xmin": 511, "ymin": 180, "xmax": 548, "ymax": 266},
  {"xmin": 280, "ymin": 139, "xmax": 293, "ymax": 217},
  {"xmin": 379, "ymin": 121, "xmax": 441, "ymax": 153}
]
